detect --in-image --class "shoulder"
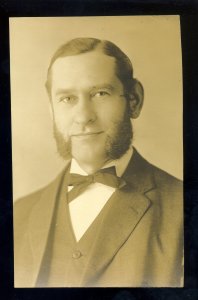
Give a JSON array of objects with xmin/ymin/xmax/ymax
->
[
  {"xmin": 14, "ymin": 166, "xmax": 68, "ymax": 223},
  {"xmin": 140, "ymin": 156, "xmax": 183, "ymax": 208},
  {"xmin": 133, "ymin": 148, "xmax": 182, "ymax": 190},
  {"xmin": 129, "ymin": 148, "xmax": 183, "ymax": 210},
  {"xmin": 14, "ymin": 188, "xmax": 47, "ymax": 223},
  {"xmin": 146, "ymin": 162, "xmax": 183, "ymax": 225},
  {"xmin": 129, "ymin": 148, "xmax": 182, "ymax": 193},
  {"xmin": 152, "ymin": 166, "xmax": 183, "ymax": 222},
  {"xmin": 151, "ymin": 164, "xmax": 182, "ymax": 193}
]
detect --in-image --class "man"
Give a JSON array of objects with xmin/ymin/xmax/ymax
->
[{"xmin": 14, "ymin": 37, "xmax": 183, "ymax": 287}]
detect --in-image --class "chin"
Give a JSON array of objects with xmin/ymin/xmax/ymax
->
[{"xmin": 72, "ymin": 145, "xmax": 106, "ymax": 164}]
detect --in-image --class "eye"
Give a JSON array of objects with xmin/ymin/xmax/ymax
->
[
  {"xmin": 92, "ymin": 90, "xmax": 111, "ymax": 99},
  {"xmin": 59, "ymin": 95, "xmax": 76, "ymax": 104}
]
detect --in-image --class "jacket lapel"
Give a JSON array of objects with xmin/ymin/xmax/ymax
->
[
  {"xmin": 27, "ymin": 149, "xmax": 157, "ymax": 286},
  {"xmin": 81, "ymin": 149, "xmax": 157, "ymax": 286},
  {"xmin": 28, "ymin": 167, "xmax": 69, "ymax": 286}
]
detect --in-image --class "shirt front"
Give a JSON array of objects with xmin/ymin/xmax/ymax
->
[{"xmin": 69, "ymin": 147, "xmax": 133, "ymax": 241}]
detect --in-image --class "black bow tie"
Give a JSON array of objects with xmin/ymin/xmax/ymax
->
[{"xmin": 67, "ymin": 166, "xmax": 126, "ymax": 202}]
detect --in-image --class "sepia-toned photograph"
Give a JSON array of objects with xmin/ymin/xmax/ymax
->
[{"xmin": 10, "ymin": 16, "xmax": 183, "ymax": 287}]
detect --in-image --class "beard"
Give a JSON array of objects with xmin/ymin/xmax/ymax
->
[
  {"xmin": 53, "ymin": 122, "xmax": 72, "ymax": 160},
  {"xmin": 53, "ymin": 104, "xmax": 133, "ymax": 161},
  {"xmin": 105, "ymin": 107, "xmax": 133, "ymax": 159}
]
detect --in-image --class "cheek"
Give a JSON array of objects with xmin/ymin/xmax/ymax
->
[
  {"xmin": 53, "ymin": 107, "xmax": 73, "ymax": 133},
  {"xmin": 98, "ymin": 101, "xmax": 126, "ymax": 127}
]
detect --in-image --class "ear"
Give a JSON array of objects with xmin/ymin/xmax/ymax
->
[{"xmin": 129, "ymin": 80, "xmax": 144, "ymax": 119}]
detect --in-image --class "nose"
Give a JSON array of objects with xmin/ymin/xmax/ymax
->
[{"xmin": 73, "ymin": 95, "xmax": 96, "ymax": 126}]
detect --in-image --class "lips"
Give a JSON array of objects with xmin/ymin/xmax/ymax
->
[{"xmin": 72, "ymin": 131, "xmax": 103, "ymax": 137}]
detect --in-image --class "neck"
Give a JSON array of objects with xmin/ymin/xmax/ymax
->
[{"xmin": 73, "ymin": 157, "xmax": 112, "ymax": 175}]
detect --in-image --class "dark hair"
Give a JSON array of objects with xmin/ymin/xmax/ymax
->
[{"xmin": 46, "ymin": 37, "xmax": 137, "ymax": 100}]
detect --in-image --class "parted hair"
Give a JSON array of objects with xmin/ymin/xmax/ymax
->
[{"xmin": 46, "ymin": 37, "xmax": 140, "ymax": 100}]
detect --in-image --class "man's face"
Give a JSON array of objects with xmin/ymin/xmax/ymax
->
[{"xmin": 50, "ymin": 50, "xmax": 132, "ymax": 167}]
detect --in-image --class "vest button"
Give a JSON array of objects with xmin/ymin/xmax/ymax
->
[{"xmin": 72, "ymin": 250, "xmax": 82, "ymax": 259}]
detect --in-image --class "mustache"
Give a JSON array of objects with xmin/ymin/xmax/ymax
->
[
  {"xmin": 71, "ymin": 131, "xmax": 103, "ymax": 137},
  {"xmin": 69, "ymin": 127, "xmax": 103, "ymax": 136},
  {"xmin": 53, "ymin": 101, "xmax": 133, "ymax": 161}
]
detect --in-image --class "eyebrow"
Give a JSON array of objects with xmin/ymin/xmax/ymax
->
[
  {"xmin": 55, "ymin": 84, "xmax": 115, "ymax": 96},
  {"xmin": 55, "ymin": 88, "xmax": 75, "ymax": 96},
  {"xmin": 90, "ymin": 84, "xmax": 115, "ymax": 92}
]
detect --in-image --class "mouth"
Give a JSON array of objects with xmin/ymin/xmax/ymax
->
[{"xmin": 72, "ymin": 131, "xmax": 103, "ymax": 137}]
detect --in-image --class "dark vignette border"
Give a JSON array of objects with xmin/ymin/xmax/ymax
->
[{"xmin": 0, "ymin": 1, "xmax": 198, "ymax": 299}]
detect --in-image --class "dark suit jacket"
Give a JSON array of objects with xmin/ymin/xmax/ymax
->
[{"xmin": 14, "ymin": 149, "xmax": 183, "ymax": 287}]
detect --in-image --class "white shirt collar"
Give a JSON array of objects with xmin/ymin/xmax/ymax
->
[{"xmin": 70, "ymin": 147, "xmax": 133, "ymax": 177}]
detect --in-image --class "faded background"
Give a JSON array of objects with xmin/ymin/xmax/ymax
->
[{"xmin": 10, "ymin": 16, "xmax": 183, "ymax": 201}]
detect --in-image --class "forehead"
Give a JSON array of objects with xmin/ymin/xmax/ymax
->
[{"xmin": 50, "ymin": 51, "xmax": 120, "ymax": 90}]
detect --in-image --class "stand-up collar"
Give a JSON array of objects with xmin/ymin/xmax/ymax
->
[{"xmin": 70, "ymin": 147, "xmax": 133, "ymax": 177}]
